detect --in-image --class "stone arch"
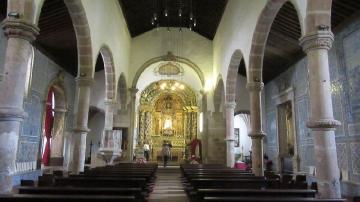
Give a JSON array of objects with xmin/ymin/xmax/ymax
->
[
  {"xmin": 117, "ymin": 73, "xmax": 127, "ymax": 110},
  {"xmin": 35, "ymin": 0, "xmax": 93, "ymax": 78},
  {"xmin": 225, "ymin": 50, "xmax": 244, "ymax": 103},
  {"xmin": 305, "ymin": 0, "xmax": 332, "ymax": 34},
  {"xmin": 132, "ymin": 53, "xmax": 205, "ymax": 88},
  {"xmin": 213, "ymin": 77, "xmax": 225, "ymax": 113},
  {"xmin": 98, "ymin": 45, "xmax": 116, "ymax": 101},
  {"xmin": 248, "ymin": 0, "xmax": 304, "ymax": 83}
]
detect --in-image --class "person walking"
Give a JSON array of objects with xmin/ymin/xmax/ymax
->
[{"xmin": 162, "ymin": 142, "xmax": 171, "ymax": 167}]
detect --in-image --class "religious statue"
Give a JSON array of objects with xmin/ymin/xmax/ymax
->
[{"xmin": 187, "ymin": 137, "xmax": 201, "ymax": 163}]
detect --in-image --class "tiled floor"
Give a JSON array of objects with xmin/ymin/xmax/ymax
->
[{"xmin": 149, "ymin": 166, "xmax": 189, "ymax": 202}]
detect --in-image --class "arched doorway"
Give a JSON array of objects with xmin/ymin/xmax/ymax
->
[
  {"xmin": 137, "ymin": 80, "xmax": 198, "ymax": 165},
  {"xmin": 41, "ymin": 76, "xmax": 67, "ymax": 167}
]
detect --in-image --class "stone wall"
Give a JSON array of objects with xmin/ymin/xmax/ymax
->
[{"xmin": 264, "ymin": 15, "xmax": 360, "ymax": 196}]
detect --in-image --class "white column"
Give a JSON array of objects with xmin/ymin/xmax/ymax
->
[
  {"xmin": 0, "ymin": 19, "xmax": 39, "ymax": 193},
  {"xmin": 225, "ymin": 101, "xmax": 236, "ymax": 168},
  {"xmin": 247, "ymin": 82, "xmax": 265, "ymax": 176},
  {"xmin": 300, "ymin": 29, "xmax": 341, "ymax": 198},
  {"xmin": 70, "ymin": 77, "xmax": 93, "ymax": 174},
  {"xmin": 104, "ymin": 100, "xmax": 115, "ymax": 130},
  {"xmin": 128, "ymin": 88, "xmax": 138, "ymax": 161}
]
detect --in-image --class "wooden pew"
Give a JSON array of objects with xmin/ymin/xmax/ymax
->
[
  {"xmin": 0, "ymin": 194, "xmax": 136, "ymax": 202},
  {"xmin": 192, "ymin": 189, "xmax": 316, "ymax": 202},
  {"xmin": 202, "ymin": 196, "xmax": 346, "ymax": 202},
  {"xmin": 18, "ymin": 187, "xmax": 145, "ymax": 201}
]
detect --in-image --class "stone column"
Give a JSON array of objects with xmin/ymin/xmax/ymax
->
[
  {"xmin": 50, "ymin": 107, "xmax": 67, "ymax": 165},
  {"xmin": 128, "ymin": 88, "xmax": 138, "ymax": 161},
  {"xmin": 299, "ymin": 29, "xmax": 341, "ymax": 198},
  {"xmin": 247, "ymin": 82, "xmax": 265, "ymax": 176},
  {"xmin": 70, "ymin": 77, "xmax": 93, "ymax": 174},
  {"xmin": 225, "ymin": 101, "xmax": 236, "ymax": 168},
  {"xmin": 0, "ymin": 18, "xmax": 39, "ymax": 193}
]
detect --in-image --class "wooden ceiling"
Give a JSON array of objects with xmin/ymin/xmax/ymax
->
[
  {"xmin": 251, "ymin": 0, "xmax": 360, "ymax": 83},
  {"xmin": 36, "ymin": 0, "xmax": 78, "ymax": 76},
  {"xmin": 1, "ymin": 1, "xmax": 359, "ymax": 80},
  {"xmin": 118, "ymin": 0, "xmax": 228, "ymax": 40}
]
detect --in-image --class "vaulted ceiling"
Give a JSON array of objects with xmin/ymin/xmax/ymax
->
[{"xmin": 118, "ymin": 0, "xmax": 228, "ymax": 40}]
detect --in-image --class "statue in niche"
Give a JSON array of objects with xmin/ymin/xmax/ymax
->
[{"xmin": 285, "ymin": 103, "xmax": 294, "ymax": 156}]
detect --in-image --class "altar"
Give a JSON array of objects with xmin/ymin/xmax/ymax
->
[{"xmin": 137, "ymin": 80, "xmax": 199, "ymax": 164}]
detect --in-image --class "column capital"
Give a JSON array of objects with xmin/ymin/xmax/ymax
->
[
  {"xmin": 73, "ymin": 127, "xmax": 90, "ymax": 133},
  {"xmin": 246, "ymin": 82, "xmax": 264, "ymax": 92},
  {"xmin": 1, "ymin": 19, "xmax": 39, "ymax": 42},
  {"xmin": 225, "ymin": 138, "xmax": 235, "ymax": 142},
  {"xmin": 104, "ymin": 99, "xmax": 116, "ymax": 106},
  {"xmin": 248, "ymin": 131, "xmax": 266, "ymax": 139},
  {"xmin": 129, "ymin": 87, "xmax": 139, "ymax": 99},
  {"xmin": 75, "ymin": 77, "xmax": 94, "ymax": 87},
  {"xmin": 225, "ymin": 101, "xmax": 236, "ymax": 109},
  {"xmin": 0, "ymin": 107, "xmax": 26, "ymax": 121},
  {"xmin": 54, "ymin": 107, "xmax": 67, "ymax": 113},
  {"xmin": 307, "ymin": 119, "xmax": 341, "ymax": 130},
  {"xmin": 299, "ymin": 30, "xmax": 334, "ymax": 52}
]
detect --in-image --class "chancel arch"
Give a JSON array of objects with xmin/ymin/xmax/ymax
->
[{"xmin": 137, "ymin": 80, "xmax": 198, "ymax": 164}]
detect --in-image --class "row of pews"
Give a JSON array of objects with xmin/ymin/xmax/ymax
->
[
  {"xmin": 0, "ymin": 163, "xmax": 158, "ymax": 202},
  {"xmin": 181, "ymin": 164, "xmax": 346, "ymax": 202}
]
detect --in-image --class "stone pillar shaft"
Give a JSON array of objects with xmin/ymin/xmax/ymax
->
[
  {"xmin": 300, "ymin": 30, "xmax": 341, "ymax": 198},
  {"xmin": 70, "ymin": 77, "xmax": 92, "ymax": 174},
  {"xmin": 0, "ymin": 19, "xmax": 39, "ymax": 193},
  {"xmin": 225, "ymin": 102, "xmax": 236, "ymax": 168},
  {"xmin": 247, "ymin": 82, "xmax": 265, "ymax": 176},
  {"xmin": 128, "ymin": 88, "xmax": 138, "ymax": 161}
]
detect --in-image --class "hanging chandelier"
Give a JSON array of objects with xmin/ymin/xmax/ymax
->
[{"xmin": 151, "ymin": 0, "xmax": 197, "ymax": 31}]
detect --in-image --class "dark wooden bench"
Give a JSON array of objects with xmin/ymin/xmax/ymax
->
[
  {"xmin": 0, "ymin": 194, "xmax": 137, "ymax": 202},
  {"xmin": 192, "ymin": 189, "xmax": 316, "ymax": 202},
  {"xmin": 202, "ymin": 196, "xmax": 346, "ymax": 202},
  {"xmin": 54, "ymin": 177, "xmax": 147, "ymax": 189},
  {"xmin": 18, "ymin": 187, "xmax": 145, "ymax": 201},
  {"xmin": 189, "ymin": 178, "xmax": 279, "ymax": 189}
]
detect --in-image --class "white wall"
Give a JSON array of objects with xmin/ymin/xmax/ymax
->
[
  {"xmin": 86, "ymin": 111, "xmax": 105, "ymax": 160},
  {"xmin": 235, "ymin": 74, "xmax": 250, "ymax": 112},
  {"xmin": 129, "ymin": 27, "xmax": 213, "ymax": 87},
  {"xmin": 234, "ymin": 114, "xmax": 251, "ymax": 159},
  {"xmin": 90, "ymin": 71, "xmax": 106, "ymax": 110}
]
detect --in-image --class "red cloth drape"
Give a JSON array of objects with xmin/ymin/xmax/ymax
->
[{"xmin": 42, "ymin": 88, "xmax": 54, "ymax": 166}]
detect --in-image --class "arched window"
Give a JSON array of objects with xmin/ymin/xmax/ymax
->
[{"xmin": 42, "ymin": 87, "xmax": 55, "ymax": 166}]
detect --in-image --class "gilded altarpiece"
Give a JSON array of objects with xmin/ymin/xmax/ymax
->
[{"xmin": 138, "ymin": 80, "xmax": 198, "ymax": 164}]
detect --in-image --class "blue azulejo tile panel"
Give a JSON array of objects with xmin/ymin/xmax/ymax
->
[
  {"xmin": 17, "ymin": 141, "xmax": 39, "ymax": 162},
  {"xmin": 295, "ymin": 97, "xmax": 311, "ymax": 142},
  {"xmin": 343, "ymin": 28, "xmax": 360, "ymax": 123},
  {"xmin": 266, "ymin": 111, "xmax": 277, "ymax": 146}
]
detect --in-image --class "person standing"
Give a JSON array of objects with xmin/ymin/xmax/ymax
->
[
  {"xmin": 143, "ymin": 142, "xmax": 150, "ymax": 162},
  {"xmin": 162, "ymin": 142, "xmax": 171, "ymax": 167}
]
